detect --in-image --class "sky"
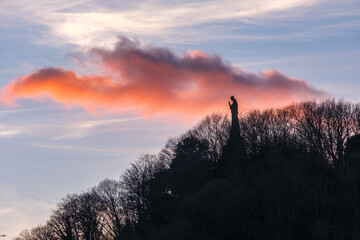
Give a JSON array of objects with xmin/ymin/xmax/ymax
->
[{"xmin": 0, "ymin": 0, "xmax": 359, "ymax": 238}]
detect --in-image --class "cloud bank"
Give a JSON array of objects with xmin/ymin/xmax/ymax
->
[{"xmin": 0, "ymin": 36, "xmax": 326, "ymax": 117}]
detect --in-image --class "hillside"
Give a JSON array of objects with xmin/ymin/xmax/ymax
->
[{"xmin": 16, "ymin": 99, "xmax": 360, "ymax": 240}]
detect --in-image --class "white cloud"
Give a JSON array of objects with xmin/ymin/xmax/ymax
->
[
  {"xmin": 53, "ymin": 117, "xmax": 141, "ymax": 139},
  {"xmin": 0, "ymin": 130, "xmax": 20, "ymax": 137},
  {"xmin": 31, "ymin": 143, "xmax": 160, "ymax": 154},
  {"xmin": 0, "ymin": 206, "xmax": 14, "ymax": 215},
  {"xmin": 0, "ymin": 124, "xmax": 27, "ymax": 138},
  {"xmin": 0, "ymin": 0, "xmax": 325, "ymax": 47}
]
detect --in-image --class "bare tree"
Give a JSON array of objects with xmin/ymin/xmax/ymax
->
[
  {"xmin": 18, "ymin": 224, "xmax": 57, "ymax": 240},
  {"xmin": 73, "ymin": 192, "xmax": 105, "ymax": 240},
  {"xmin": 49, "ymin": 192, "xmax": 105, "ymax": 240},
  {"xmin": 290, "ymin": 100, "xmax": 358, "ymax": 167},
  {"xmin": 120, "ymin": 154, "xmax": 163, "ymax": 228},
  {"xmin": 94, "ymin": 179, "xmax": 124, "ymax": 240},
  {"xmin": 49, "ymin": 195, "xmax": 80, "ymax": 240},
  {"xmin": 239, "ymin": 107, "xmax": 295, "ymax": 157},
  {"xmin": 188, "ymin": 113, "xmax": 230, "ymax": 164},
  {"xmin": 158, "ymin": 137, "xmax": 179, "ymax": 169}
]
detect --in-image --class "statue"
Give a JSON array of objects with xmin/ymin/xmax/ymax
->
[
  {"xmin": 228, "ymin": 96, "xmax": 238, "ymax": 122},
  {"xmin": 228, "ymin": 96, "xmax": 239, "ymax": 132},
  {"xmin": 217, "ymin": 96, "xmax": 245, "ymax": 177}
]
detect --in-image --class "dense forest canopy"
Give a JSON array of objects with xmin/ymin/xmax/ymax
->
[{"xmin": 16, "ymin": 99, "xmax": 360, "ymax": 240}]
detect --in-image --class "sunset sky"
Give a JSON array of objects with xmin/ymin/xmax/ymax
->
[{"xmin": 1, "ymin": 0, "xmax": 360, "ymax": 237}]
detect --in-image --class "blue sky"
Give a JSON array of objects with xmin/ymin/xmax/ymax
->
[{"xmin": 0, "ymin": 0, "xmax": 359, "ymax": 237}]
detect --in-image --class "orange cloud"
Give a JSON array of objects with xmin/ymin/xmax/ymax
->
[{"xmin": 0, "ymin": 36, "xmax": 326, "ymax": 117}]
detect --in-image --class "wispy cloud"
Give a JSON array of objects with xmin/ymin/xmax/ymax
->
[
  {"xmin": 0, "ymin": 206, "xmax": 14, "ymax": 215},
  {"xmin": 54, "ymin": 117, "xmax": 141, "ymax": 139},
  {"xmin": 31, "ymin": 143, "xmax": 160, "ymax": 154},
  {"xmin": 0, "ymin": 130, "xmax": 21, "ymax": 137},
  {"xmin": 0, "ymin": 124, "xmax": 27, "ymax": 138},
  {"xmin": 0, "ymin": 0, "xmax": 328, "ymax": 46}
]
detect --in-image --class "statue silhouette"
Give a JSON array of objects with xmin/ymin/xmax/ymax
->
[
  {"xmin": 217, "ymin": 96, "xmax": 246, "ymax": 178},
  {"xmin": 228, "ymin": 96, "xmax": 240, "ymax": 136}
]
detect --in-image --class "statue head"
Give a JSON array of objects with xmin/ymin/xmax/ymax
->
[{"xmin": 230, "ymin": 96, "xmax": 235, "ymax": 101}]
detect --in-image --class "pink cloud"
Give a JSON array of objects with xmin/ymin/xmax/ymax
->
[{"xmin": 0, "ymin": 36, "xmax": 327, "ymax": 117}]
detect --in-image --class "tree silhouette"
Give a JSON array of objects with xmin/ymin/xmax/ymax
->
[{"xmin": 16, "ymin": 99, "xmax": 360, "ymax": 240}]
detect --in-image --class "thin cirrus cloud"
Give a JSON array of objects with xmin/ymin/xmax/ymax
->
[
  {"xmin": 0, "ymin": 36, "xmax": 326, "ymax": 118},
  {"xmin": 0, "ymin": 124, "xmax": 25, "ymax": 138},
  {"xmin": 53, "ymin": 117, "xmax": 142, "ymax": 140},
  {"xmin": 0, "ymin": 0, "xmax": 324, "ymax": 46},
  {"xmin": 30, "ymin": 143, "xmax": 160, "ymax": 155}
]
